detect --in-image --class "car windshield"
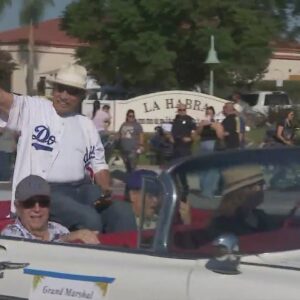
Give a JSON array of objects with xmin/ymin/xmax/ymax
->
[
  {"xmin": 241, "ymin": 94, "xmax": 259, "ymax": 106},
  {"xmin": 265, "ymin": 93, "xmax": 289, "ymax": 105},
  {"xmin": 168, "ymin": 149, "xmax": 300, "ymax": 257}
]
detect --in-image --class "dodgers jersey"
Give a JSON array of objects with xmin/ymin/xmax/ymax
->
[{"xmin": 7, "ymin": 95, "xmax": 108, "ymax": 210}]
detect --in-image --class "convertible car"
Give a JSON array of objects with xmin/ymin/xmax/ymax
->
[{"xmin": 0, "ymin": 147, "xmax": 300, "ymax": 299}]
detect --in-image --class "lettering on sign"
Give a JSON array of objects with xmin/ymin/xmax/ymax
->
[
  {"xmin": 81, "ymin": 91, "xmax": 228, "ymax": 132},
  {"xmin": 143, "ymin": 98, "xmax": 204, "ymax": 113},
  {"xmin": 25, "ymin": 268, "xmax": 115, "ymax": 300}
]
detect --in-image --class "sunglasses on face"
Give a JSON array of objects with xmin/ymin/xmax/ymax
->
[
  {"xmin": 55, "ymin": 84, "xmax": 84, "ymax": 96},
  {"xmin": 127, "ymin": 115, "xmax": 135, "ymax": 118},
  {"xmin": 20, "ymin": 195, "xmax": 50, "ymax": 209},
  {"xmin": 245, "ymin": 180, "xmax": 266, "ymax": 191},
  {"xmin": 178, "ymin": 109, "xmax": 186, "ymax": 112}
]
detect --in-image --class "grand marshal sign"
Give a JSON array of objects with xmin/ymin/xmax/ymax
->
[{"xmin": 82, "ymin": 90, "xmax": 228, "ymax": 132}]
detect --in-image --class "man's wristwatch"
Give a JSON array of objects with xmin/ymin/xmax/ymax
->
[
  {"xmin": 101, "ymin": 189, "xmax": 112, "ymax": 199},
  {"xmin": 94, "ymin": 190, "xmax": 112, "ymax": 213}
]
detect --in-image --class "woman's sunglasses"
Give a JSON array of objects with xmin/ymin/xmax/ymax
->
[{"xmin": 20, "ymin": 195, "xmax": 51, "ymax": 209}]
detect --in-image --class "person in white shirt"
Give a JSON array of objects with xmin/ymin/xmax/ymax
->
[
  {"xmin": 92, "ymin": 103, "xmax": 111, "ymax": 132},
  {"xmin": 0, "ymin": 63, "xmax": 135, "ymax": 233},
  {"xmin": 92, "ymin": 103, "xmax": 111, "ymax": 146}
]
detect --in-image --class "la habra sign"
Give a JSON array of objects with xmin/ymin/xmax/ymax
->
[{"xmin": 82, "ymin": 90, "xmax": 228, "ymax": 132}]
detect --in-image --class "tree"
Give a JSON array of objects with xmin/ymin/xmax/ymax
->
[
  {"xmin": 0, "ymin": 50, "xmax": 17, "ymax": 90},
  {"xmin": 0, "ymin": 0, "xmax": 11, "ymax": 12},
  {"xmin": 19, "ymin": 0, "xmax": 54, "ymax": 95},
  {"xmin": 0, "ymin": 0, "xmax": 15, "ymax": 89},
  {"xmin": 61, "ymin": 0, "xmax": 281, "ymax": 94}
]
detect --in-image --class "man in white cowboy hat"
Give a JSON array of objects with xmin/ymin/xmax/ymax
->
[{"xmin": 0, "ymin": 63, "xmax": 136, "ymax": 233}]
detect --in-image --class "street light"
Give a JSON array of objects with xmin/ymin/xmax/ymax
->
[{"xmin": 205, "ymin": 35, "xmax": 220, "ymax": 95}]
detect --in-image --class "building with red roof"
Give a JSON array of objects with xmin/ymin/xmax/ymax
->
[
  {"xmin": 0, "ymin": 18, "xmax": 300, "ymax": 94},
  {"xmin": 265, "ymin": 40, "xmax": 300, "ymax": 82},
  {"xmin": 0, "ymin": 18, "xmax": 84, "ymax": 94}
]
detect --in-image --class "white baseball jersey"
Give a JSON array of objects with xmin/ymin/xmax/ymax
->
[{"xmin": 7, "ymin": 94, "xmax": 108, "ymax": 211}]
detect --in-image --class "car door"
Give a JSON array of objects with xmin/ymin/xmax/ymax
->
[
  {"xmin": 0, "ymin": 235, "xmax": 197, "ymax": 300},
  {"xmin": 167, "ymin": 148, "xmax": 300, "ymax": 300},
  {"xmin": 188, "ymin": 250, "xmax": 300, "ymax": 300}
]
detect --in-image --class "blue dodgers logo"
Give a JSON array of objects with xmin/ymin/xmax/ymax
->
[
  {"xmin": 84, "ymin": 146, "xmax": 96, "ymax": 179},
  {"xmin": 84, "ymin": 146, "xmax": 95, "ymax": 166},
  {"xmin": 32, "ymin": 125, "xmax": 56, "ymax": 151}
]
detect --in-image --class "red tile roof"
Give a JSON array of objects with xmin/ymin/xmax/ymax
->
[{"xmin": 0, "ymin": 18, "xmax": 84, "ymax": 48}]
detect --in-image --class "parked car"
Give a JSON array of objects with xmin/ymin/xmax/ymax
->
[
  {"xmin": 241, "ymin": 91, "xmax": 292, "ymax": 116},
  {"xmin": 1, "ymin": 147, "xmax": 300, "ymax": 299}
]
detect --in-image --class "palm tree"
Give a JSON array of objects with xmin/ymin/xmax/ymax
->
[
  {"xmin": 0, "ymin": 0, "xmax": 16, "ymax": 90},
  {"xmin": 20, "ymin": 0, "xmax": 54, "ymax": 95}
]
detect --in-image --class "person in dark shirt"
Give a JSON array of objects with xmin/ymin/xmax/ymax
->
[
  {"xmin": 222, "ymin": 102, "xmax": 240, "ymax": 149},
  {"xmin": 197, "ymin": 106, "xmax": 224, "ymax": 199},
  {"xmin": 274, "ymin": 110, "xmax": 296, "ymax": 146},
  {"xmin": 233, "ymin": 103, "xmax": 246, "ymax": 148},
  {"xmin": 171, "ymin": 103, "xmax": 197, "ymax": 157},
  {"xmin": 149, "ymin": 126, "xmax": 173, "ymax": 165},
  {"xmin": 197, "ymin": 106, "xmax": 224, "ymax": 152},
  {"xmin": 171, "ymin": 103, "xmax": 197, "ymax": 198}
]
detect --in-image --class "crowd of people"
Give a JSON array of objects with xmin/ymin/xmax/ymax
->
[{"xmin": 0, "ymin": 62, "xmax": 297, "ymax": 245}]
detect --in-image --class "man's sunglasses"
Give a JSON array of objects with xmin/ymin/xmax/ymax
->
[
  {"xmin": 20, "ymin": 195, "xmax": 50, "ymax": 209},
  {"xmin": 178, "ymin": 109, "xmax": 186, "ymax": 112},
  {"xmin": 55, "ymin": 84, "xmax": 84, "ymax": 96}
]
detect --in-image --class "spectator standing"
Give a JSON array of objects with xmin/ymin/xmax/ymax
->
[
  {"xmin": 171, "ymin": 103, "xmax": 197, "ymax": 197},
  {"xmin": 274, "ymin": 110, "xmax": 296, "ymax": 146},
  {"xmin": 171, "ymin": 103, "xmax": 197, "ymax": 158},
  {"xmin": 91, "ymin": 100, "xmax": 101, "ymax": 119},
  {"xmin": 92, "ymin": 102, "xmax": 111, "ymax": 145},
  {"xmin": 197, "ymin": 106, "xmax": 224, "ymax": 152},
  {"xmin": 0, "ymin": 127, "xmax": 16, "ymax": 181},
  {"xmin": 231, "ymin": 91, "xmax": 242, "ymax": 104},
  {"xmin": 197, "ymin": 106, "xmax": 223, "ymax": 199},
  {"xmin": 118, "ymin": 109, "xmax": 144, "ymax": 173},
  {"xmin": 222, "ymin": 102, "xmax": 241, "ymax": 149},
  {"xmin": 215, "ymin": 104, "xmax": 226, "ymax": 123},
  {"xmin": 0, "ymin": 63, "xmax": 134, "ymax": 233},
  {"xmin": 233, "ymin": 103, "xmax": 246, "ymax": 148}
]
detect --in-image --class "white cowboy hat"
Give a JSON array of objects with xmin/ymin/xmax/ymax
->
[{"xmin": 47, "ymin": 63, "xmax": 87, "ymax": 90}]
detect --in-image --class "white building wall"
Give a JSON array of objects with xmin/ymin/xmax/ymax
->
[
  {"xmin": 264, "ymin": 58, "xmax": 300, "ymax": 80},
  {"xmin": 0, "ymin": 44, "xmax": 77, "ymax": 94}
]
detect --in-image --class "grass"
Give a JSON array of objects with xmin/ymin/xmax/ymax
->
[{"xmin": 136, "ymin": 126, "xmax": 268, "ymax": 165}]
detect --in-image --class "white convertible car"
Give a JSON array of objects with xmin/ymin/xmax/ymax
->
[{"xmin": 0, "ymin": 147, "xmax": 300, "ymax": 300}]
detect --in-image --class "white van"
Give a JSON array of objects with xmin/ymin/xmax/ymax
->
[{"xmin": 240, "ymin": 91, "xmax": 292, "ymax": 116}]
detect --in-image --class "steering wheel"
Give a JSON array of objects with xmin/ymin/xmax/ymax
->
[{"xmin": 282, "ymin": 202, "xmax": 300, "ymax": 229}]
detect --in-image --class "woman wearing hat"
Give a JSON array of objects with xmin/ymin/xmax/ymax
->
[{"xmin": 211, "ymin": 165, "xmax": 268, "ymax": 236}]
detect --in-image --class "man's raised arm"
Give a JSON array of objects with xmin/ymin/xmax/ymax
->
[{"xmin": 0, "ymin": 87, "xmax": 13, "ymax": 118}]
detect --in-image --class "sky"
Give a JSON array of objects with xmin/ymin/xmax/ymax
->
[{"xmin": 0, "ymin": 0, "xmax": 76, "ymax": 31}]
